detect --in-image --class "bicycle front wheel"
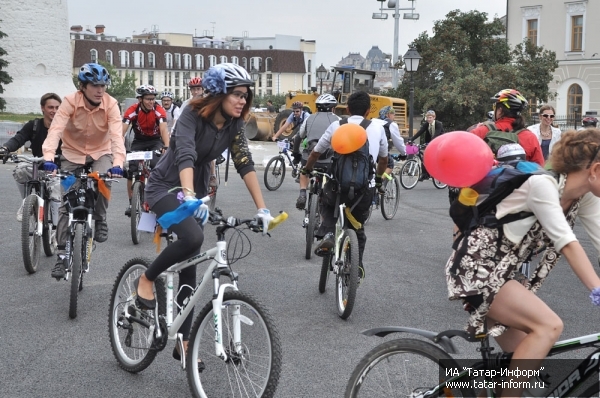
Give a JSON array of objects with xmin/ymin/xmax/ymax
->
[
  {"xmin": 400, "ymin": 159, "xmax": 420, "ymax": 189},
  {"xmin": 305, "ymin": 195, "xmax": 319, "ymax": 260},
  {"xmin": 345, "ymin": 338, "xmax": 472, "ymax": 397},
  {"xmin": 108, "ymin": 257, "xmax": 167, "ymax": 373},
  {"xmin": 21, "ymin": 194, "xmax": 40, "ymax": 274},
  {"xmin": 42, "ymin": 201, "xmax": 57, "ymax": 257},
  {"xmin": 263, "ymin": 156, "xmax": 286, "ymax": 191},
  {"xmin": 69, "ymin": 223, "xmax": 85, "ymax": 319},
  {"xmin": 187, "ymin": 291, "xmax": 282, "ymax": 398},
  {"xmin": 381, "ymin": 176, "xmax": 401, "ymax": 220},
  {"xmin": 433, "ymin": 178, "xmax": 448, "ymax": 189},
  {"xmin": 336, "ymin": 229, "xmax": 359, "ymax": 319},
  {"xmin": 130, "ymin": 181, "xmax": 144, "ymax": 245}
]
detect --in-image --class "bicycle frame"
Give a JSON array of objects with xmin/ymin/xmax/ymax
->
[
  {"xmin": 331, "ymin": 203, "xmax": 347, "ymax": 273},
  {"xmin": 20, "ymin": 156, "xmax": 48, "ymax": 237},
  {"xmin": 278, "ymin": 141, "xmax": 298, "ymax": 172}
]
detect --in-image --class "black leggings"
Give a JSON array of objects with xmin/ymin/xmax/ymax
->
[{"xmin": 145, "ymin": 194, "xmax": 204, "ymax": 340}]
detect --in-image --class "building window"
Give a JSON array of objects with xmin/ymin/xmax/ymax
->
[
  {"xmin": 169, "ymin": 72, "xmax": 172, "ymax": 86},
  {"xmin": 195, "ymin": 54, "xmax": 204, "ymax": 70},
  {"xmin": 148, "ymin": 71, "xmax": 154, "ymax": 86},
  {"xmin": 164, "ymin": 71, "xmax": 167, "ymax": 87},
  {"xmin": 258, "ymin": 74, "xmax": 262, "ymax": 88},
  {"xmin": 183, "ymin": 54, "xmax": 192, "ymax": 70},
  {"xmin": 242, "ymin": 57, "xmax": 248, "ymax": 70},
  {"xmin": 105, "ymin": 50, "xmax": 113, "ymax": 65},
  {"xmin": 119, "ymin": 50, "xmax": 130, "ymax": 68},
  {"xmin": 527, "ymin": 19, "xmax": 538, "ymax": 44},
  {"xmin": 220, "ymin": 55, "xmax": 228, "ymax": 64},
  {"xmin": 308, "ymin": 59, "xmax": 311, "ymax": 73},
  {"xmin": 175, "ymin": 53, "xmax": 181, "ymax": 69},
  {"xmin": 133, "ymin": 51, "xmax": 144, "ymax": 68},
  {"xmin": 267, "ymin": 74, "xmax": 272, "ymax": 88},
  {"xmin": 175, "ymin": 72, "xmax": 180, "ymax": 87},
  {"xmin": 148, "ymin": 52, "xmax": 155, "ymax": 68},
  {"xmin": 231, "ymin": 56, "xmax": 239, "ymax": 65},
  {"xmin": 139, "ymin": 71, "xmax": 143, "ymax": 85},
  {"xmin": 165, "ymin": 53, "xmax": 173, "ymax": 69},
  {"xmin": 209, "ymin": 55, "xmax": 217, "ymax": 67},
  {"xmin": 265, "ymin": 57, "xmax": 273, "ymax": 72},
  {"xmin": 175, "ymin": 88, "xmax": 180, "ymax": 99},
  {"xmin": 90, "ymin": 49, "xmax": 98, "ymax": 63},
  {"xmin": 567, "ymin": 83, "xmax": 583, "ymax": 119},
  {"xmin": 267, "ymin": 89, "xmax": 272, "ymax": 96},
  {"xmin": 571, "ymin": 15, "xmax": 583, "ymax": 51}
]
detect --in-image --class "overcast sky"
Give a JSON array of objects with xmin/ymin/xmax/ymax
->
[{"xmin": 67, "ymin": 0, "xmax": 507, "ymax": 69}]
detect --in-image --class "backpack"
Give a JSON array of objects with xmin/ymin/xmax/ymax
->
[
  {"xmin": 449, "ymin": 160, "xmax": 553, "ymax": 275},
  {"xmin": 482, "ymin": 121, "xmax": 526, "ymax": 155},
  {"xmin": 330, "ymin": 118, "xmax": 375, "ymax": 202}
]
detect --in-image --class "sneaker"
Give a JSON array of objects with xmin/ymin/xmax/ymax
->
[
  {"xmin": 124, "ymin": 205, "xmax": 131, "ymax": 217},
  {"xmin": 94, "ymin": 220, "xmax": 108, "ymax": 243},
  {"xmin": 16, "ymin": 201, "xmax": 23, "ymax": 222},
  {"xmin": 314, "ymin": 233, "xmax": 335, "ymax": 257},
  {"xmin": 51, "ymin": 255, "xmax": 66, "ymax": 279},
  {"xmin": 296, "ymin": 195, "xmax": 307, "ymax": 210}
]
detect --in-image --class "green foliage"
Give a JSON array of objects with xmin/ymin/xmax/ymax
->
[
  {"xmin": 252, "ymin": 93, "xmax": 286, "ymax": 111},
  {"xmin": 72, "ymin": 61, "xmax": 137, "ymax": 104},
  {"xmin": 383, "ymin": 10, "xmax": 558, "ymax": 130},
  {"xmin": 0, "ymin": 112, "xmax": 41, "ymax": 123},
  {"xmin": 0, "ymin": 21, "xmax": 13, "ymax": 111}
]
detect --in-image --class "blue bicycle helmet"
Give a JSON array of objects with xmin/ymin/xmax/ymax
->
[{"xmin": 78, "ymin": 63, "xmax": 111, "ymax": 85}]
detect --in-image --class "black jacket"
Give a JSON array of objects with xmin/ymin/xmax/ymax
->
[
  {"xmin": 3, "ymin": 118, "xmax": 62, "ymax": 157},
  {"xmin": 413, "ymin": 120, "xmax": 444, "ymax": 143}
]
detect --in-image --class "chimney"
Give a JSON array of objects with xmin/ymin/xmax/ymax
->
[
  {"xmin": 71, "ymin": 25, "xmax": 83, "ymax": 32},
  {"xmin": 95, "ymin": 25, "xmax": 105, "ymax": 35}
]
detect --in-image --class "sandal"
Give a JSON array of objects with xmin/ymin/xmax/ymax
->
[
  {"xmin": 173, "ymin": 345, "xmax": 205, "ymax": 372},
  {"xmin": 94, "ymin": 220, "xmax": 109, "ymax": 243}
]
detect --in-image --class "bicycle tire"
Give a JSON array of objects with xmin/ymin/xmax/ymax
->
[
  {"xmin": 345, "ymin": 338, "xmax": 472, "ymax": 398},
  {"xmin": 21, "ymin": 194, "xmax": 40, "ymax": 274},
  {"xmin": 108, "ymin": 257, "xmax": 167, "ymax": 373},
  {"xmin": 400, "ymin": 159, "xmax": 420, "ymax": 190},
  {"xmin": 42, "ymin": 199, "xmax": 56, "ymax": 257},
  {"xmin": 69, "ymin": 223, "xmax": 84, "ymax": 319},
  {"xmin": 433, "ymin": 178, "xmax": 448, "ymax": 189},
  {"xmin": 318, "ymin": 253, "xmax": 331, "ymax": 294},
  {"xmin": 263, "ymin": 156, "xmax": 286, "ymax": 191},
  {"xmin": 187, "ymin": 290, "xmax": 282, "ymax": 398},
  {"xmin": 381, "ymin": 176, "xmax": 401, "ymax": 220},
  {"xmin": 130, "ymin": 181, "xmax": 143, "ymax": 245},
  {"xmin": 305, "ymin": 195, "xmax": 318, "ymax": 260},
  {"xmin": 336, "ymin": 229, "xmax": 359, "ymax": 319}
]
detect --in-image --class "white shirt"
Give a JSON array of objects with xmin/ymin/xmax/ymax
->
[
  {"xmin": 370, "ymin": 118, "xmax": 406, "ymax": 155},
  {"xmin": 496, "ymin": 174, "xmax": 600, "ymax": 253},
  {"xmin": 527, "ymin": 123, "xmax": 562, "ymax": 154},
  {"xmin": 314, "ymin": 115, "xmax": 388, "ymax": 186}
]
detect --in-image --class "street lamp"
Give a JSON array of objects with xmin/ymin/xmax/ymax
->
[
  {"xmin": 403, "ymin": 47, "xmax": 421, "ymax": 140},
  {"xmin": 316, "ymin": 64, "xmax": 327, "ymax": 94},
  {"xmin": 183, "ymin": 76, "xmax": 190, "ymax": 100}
]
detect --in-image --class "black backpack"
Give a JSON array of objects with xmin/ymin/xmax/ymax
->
[
  {"xmin": 449, "ymin": 160, "xmax": 552, "ymax": 274},
  {"xmin": 330, "ymin": 118, "xmax": 375, "ymax": 201}
]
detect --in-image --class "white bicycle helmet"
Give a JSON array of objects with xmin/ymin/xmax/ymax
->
[
  {"xmin": 161, "ymin": 91, "xmax": 174, "ymax": 99},
  {"xmin": 315, "ymin": 93, "xmax": 337, "ymax": 110},
  {"xmin": 496, "ymin": 143, "xmax": 526, "ymax": 161},
  {"xmin": 202, "ymin": 63, "xmax": 254, "ymax": 95}
]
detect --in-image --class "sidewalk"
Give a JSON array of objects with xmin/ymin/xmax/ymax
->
[{"xmin": 248, "ymin": 141, "xmax": 282, "ymax": 170}]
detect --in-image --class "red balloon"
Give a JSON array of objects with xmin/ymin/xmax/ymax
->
[{"xmin": 423, "ymin": 131, "xmax": 494, "ymax": 188}]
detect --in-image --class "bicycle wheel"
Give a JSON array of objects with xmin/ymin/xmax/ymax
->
[
  {"xmin": 108, "ymin": 257, "xmax": 167, "ymax": 373},
  {"xmin": 187, "ymin": 291, "xmax": 282, "ymax": 398},
  {"xmin": 305, "ymin": 195, "xmax": 318, "ymax": 260},
  {"xmin": 400, "ymin": 159, "xmax": 420, "ymax": 190},
  {"xmin": 21, "ymin": 194, "xmax": 40, "ymax": 274},
  {"xmin": 69, "ymin": 223, "xmax": 85, "ymax": 319},
  {"xmin": 433, "ymin": 178, "xmax": 448, "ymax": 189},
  {"xmin": 42, "ymin": 201, "xmax": 57, "ymax": 257},
  {"xmin": 381, "ymin": 176, "xmax": 401, "ymax": 220},
  {"xmin": 318, "ymin": 253, "xmax": 331, "ymax": 294},
  {"xmin": 336, "ymin": 229, "xmax": 359, "ymax": 319},
  {"xmin": 130, "ymin": 181, "xmax": 144, "ymax": 245},
  {"xmin": 263, "ymin": 156, "xmax": 286, "ymax": 191},
  {"xmin": 345, "ymin": 338, "xmax": 472, "ymax": 397}
]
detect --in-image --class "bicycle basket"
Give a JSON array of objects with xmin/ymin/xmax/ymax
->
[{"xmin": 277, "ymin": 140, "xmax": 290, "ymax": 151}]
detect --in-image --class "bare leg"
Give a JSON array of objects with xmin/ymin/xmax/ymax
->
[{"xmin": 127, "ymin": 178, "xmax": 133, "ymax": 200}]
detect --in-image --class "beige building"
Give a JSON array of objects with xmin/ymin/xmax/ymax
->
[{"xmin": 507, "ymin": 0, "xmax": 600, "ymax": 119}]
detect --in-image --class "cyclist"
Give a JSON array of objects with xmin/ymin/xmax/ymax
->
[
  {"xmin": 160, "ymin": 91, "xmax": 180, "ymax": 135},
  {"xmin": 134, "ymin": 63, "xmax": 274, "ymax": 366},
  {"xmin": 470, "ymin": 89, "xmax": 544, "ymax": 166},
  {"xmin": 580, "ymin": 116, "xmax": 598, "ymax": 130},
  {"xmin": 446, "ymin": 128, "xmax": 600, "ymax": 396},
  {"xmin": 305, "ymin": 91, "xmax": 388, "ymax": 281},
  {"xmin": 410, "ymin": 110, "xmax": 444, "ymax": 180},
  {"xmin": 122, "ymin": 85, "xmax": 169, "ymax": 216},
  {"xmin": 293, "ymin": 93, "xmax": 340, "ymax": 210},
  {"xmin": 1, "ymin": 93, "xmax": 62, "ymax": 221},
  {"xmin": 42, "ymin": 62, "xmax": 125, "ymax": 279},
  {"xmin": 371, "ymin": 105, "xmax": 407, "ymax": 182},
  {"xmin": 271, "ymin": 101, "xmax": 310, "ymax": 141}
]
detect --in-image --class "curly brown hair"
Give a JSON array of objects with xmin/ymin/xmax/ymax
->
[{"xmin": 549, "ymin": 128, "xmax": 600, "ymax": 174}]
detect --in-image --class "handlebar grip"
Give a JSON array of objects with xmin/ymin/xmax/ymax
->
[
  {"xmin": 382, "ymin": 172, "xmax": 393, "ymax": 180},
  {"xmin": 268, "ymin": 211, "xmax": 288, "ymax": 231}
]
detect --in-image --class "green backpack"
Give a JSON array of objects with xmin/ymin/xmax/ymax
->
[{"xmin": 482, "ymin": 121, "xmax": 525, "ymax": 155}]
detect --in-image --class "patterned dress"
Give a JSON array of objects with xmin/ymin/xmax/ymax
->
[{"xmin": 445, "ymin": 174, "xmax": 580, "ymax": 336}]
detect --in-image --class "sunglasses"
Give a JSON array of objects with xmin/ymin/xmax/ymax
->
[
  {"xmin": 541, "ymin": 114, "xmax": 555, "ymax": 119},
  {"xmin": 293, "ymin": 110, "xmax": 301, "ymax": 114}
]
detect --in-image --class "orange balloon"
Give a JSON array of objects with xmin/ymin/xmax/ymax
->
[{"xmin": 331, "ymin": 123, "xmax": 368, "ymax": 154}]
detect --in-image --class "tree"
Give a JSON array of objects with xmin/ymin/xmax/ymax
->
[
  {"xmin": 72, "ymin": 61, "xmax": 136, "ymax": 104},
  {"xmin": 0, "ymin": 20, "xmax": 13, "ymax": 111},
  {"xmin": 384, "ymin": 10, "xmax": 558, "ymax": 130}
]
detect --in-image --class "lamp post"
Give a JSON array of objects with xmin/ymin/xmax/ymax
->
[
  {"xmin": 403, "ymin": 47, "xmax": 421, "ymax": 140},
  {"xmin": 316, "ymin": 64, "xmax": 327, "ymax": 94},
  {"xmin": 183, "ymin": 76, "xmax": 190, "ymax": 100}
]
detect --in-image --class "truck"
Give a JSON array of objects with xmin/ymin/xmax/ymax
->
[{"xmin": 244, "ymin": 66, "xmax": 408, "ymax": 141}]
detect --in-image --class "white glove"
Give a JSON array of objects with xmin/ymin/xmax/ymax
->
[
  {"xmin": 255, "ymin": 208, "xmax": 274, "ymax": 235},
  {"xmin": 184, "ymin": 196, "xmax": 209, "ymax": 226}
]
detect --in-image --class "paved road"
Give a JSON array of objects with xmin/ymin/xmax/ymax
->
[{"xmin": 0, "ymin": 156, "xmax": 598, "ymax": 398}]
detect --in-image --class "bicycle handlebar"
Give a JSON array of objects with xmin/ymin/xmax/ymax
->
[
  {"xmin": 208, "ymin": 209, "xmax": 288, "ymax": 234},
  {"xmin": 56, "ymin": 170, "xmax": 121, "ymax": 183}
]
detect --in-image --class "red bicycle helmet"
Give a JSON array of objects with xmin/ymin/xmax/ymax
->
[
  {"xmin": 491, "ymin": 89, "xmax": 528, "ymax": 115},
  {"xmin": 188, "ymin": 77, "xmax": 202, "ymax": 87},
  {"xmin": 583, "ymin": 116, "xmax": 598, "ymax": 127}
]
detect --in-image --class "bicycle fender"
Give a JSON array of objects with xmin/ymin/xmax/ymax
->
[{"xmin": 360, "ymin": 326, "xmax": 459, "ymax": 354}]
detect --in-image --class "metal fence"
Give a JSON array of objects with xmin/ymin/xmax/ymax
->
[{"xmin": 530, "ymin": 114, "xmax": 583, "ymax": 132}]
